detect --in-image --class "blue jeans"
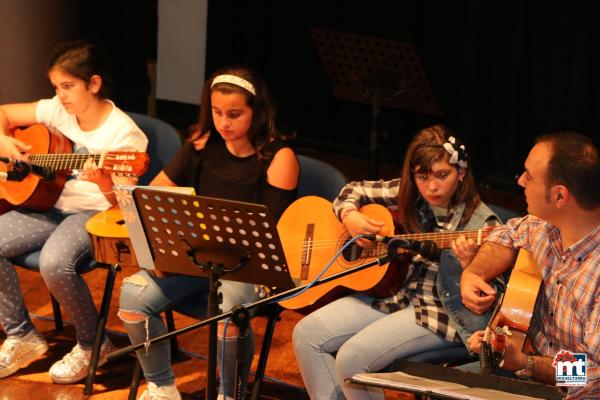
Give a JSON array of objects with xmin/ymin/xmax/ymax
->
[
  {"xmin": 118, "ymin": 270, "xmax": 259, "ymax": 397},
  {"xmin": 292, "ymin": 293, "xmax": 462, "ymax": 400},
  {"xmin": 0, "ymin": 208, "xmax": 97, "ymax": 346}
]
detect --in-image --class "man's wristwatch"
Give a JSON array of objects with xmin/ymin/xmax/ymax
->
[{"xmin": 515, "ymin": 355, "xmax": 535, "ymax": 379}]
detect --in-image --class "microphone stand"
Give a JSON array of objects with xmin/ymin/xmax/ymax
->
[{"xmin": 107, "ymin": 251, "xmax": 392, "ymax": 397}]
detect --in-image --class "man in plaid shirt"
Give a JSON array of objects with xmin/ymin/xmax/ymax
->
[{"xmin": 461, "ymin": 132, "xmax": 599, "ymax": 399}]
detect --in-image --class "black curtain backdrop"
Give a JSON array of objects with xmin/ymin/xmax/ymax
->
[
  {"xmin": 78, "ymin": 0, "xmax": 157, "ymax": 114},
  {"xmin": 205, "ymin": 0, "xmax": 600, "ymax": 186}
]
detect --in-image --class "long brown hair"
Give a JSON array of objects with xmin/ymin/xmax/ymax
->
[
  {"xmin": 189, "ymin": 66, "xmax": 293, "ymax": 162},
  {"xmin": 396, "ymin": 125, "xmax": 480, "ymax": 233}
]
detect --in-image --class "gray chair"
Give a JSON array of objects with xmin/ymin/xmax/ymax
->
[
  {"xmin": 12, "ymin": 112, "xmax": 182, "ymax": 395},
  {"xmin": 297, "ymin": 154, "xmax": 348, "ymax": 200},
  {"xmin": 128, "ymin": 112, "xmax": 183, "ymax": 186}
]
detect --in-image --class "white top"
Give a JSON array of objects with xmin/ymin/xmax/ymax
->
[{"xmin": 36, "ymin": 96, "xmax": 148, "ymax": 212}]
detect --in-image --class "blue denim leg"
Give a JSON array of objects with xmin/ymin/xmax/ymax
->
[
  {"xmin": 293, "ymin": 294, "xmax": 380, "ymax": 400},
  {"xmin": 293, "ymin": 293, "xmax": 461, "ymax": 400},
  {"xmin": 119, "ymin": 272, "xmax": 258, "ymax": 394},
  {"xmin": 214, "ymin": 280, "xmax": 259, "ymax": 398},
  {"xmin": 119, "ymin": 270, "xmax": 210, "ymax": 387},
  {"xmin": 336, "ymin": 303, "xmax": 461, "ymax": 400}
]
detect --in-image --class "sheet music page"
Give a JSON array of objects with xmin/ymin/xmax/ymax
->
[
  {"xmin": 436, "ymin": 386, "xmax": 546, "ymax": 400},
  {"xmin": 135, "ymin": 185, "xmax": 195, "ymax": 195},
  {"xmin": 352, "ymin": 372, "xmax": 547, "ymax": 400},
  {"xmin": 352, "ymin": 371, "xmax": 468, "ymax": 391}
]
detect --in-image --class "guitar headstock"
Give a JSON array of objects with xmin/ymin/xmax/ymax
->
[{"xmin": 100, "ymin": 151, "xmax": 150, "ymax": 177}]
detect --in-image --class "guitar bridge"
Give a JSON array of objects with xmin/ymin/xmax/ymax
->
[{"xmin": 301, "ymin": 224, "xmax": 315, "ymax": 280}]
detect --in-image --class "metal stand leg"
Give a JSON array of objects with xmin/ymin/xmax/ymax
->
[
  {"xmin": 50, "ymin": 294, "xmax": 64, "ymax": 331},
  {"xmin": 128, "ymin": 359, "xmax": 143, "ymax": 400},
  {"xmin": 250, "ymin": 304, "xmax": 282, "ymax": 400},
  {"xmin": 84, "ymin": 263, "xmax": 120, "ymax": 395}
]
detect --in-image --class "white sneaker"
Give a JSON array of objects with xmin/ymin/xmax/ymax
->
[
  {"xmin": 49, "ymin": 338, "xmax": 115, "ymax": 384},
  {"xmin": 0, "ymin": 329, "xmax": 49, "ymax": 378},
  {"xmin": 138, "ymin": 382, "xmax": 182, "ymax": 400}
]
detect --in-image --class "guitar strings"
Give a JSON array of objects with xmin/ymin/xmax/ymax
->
[
  {"xmin": 28, "ymin": 153, "xmax": 103, "ymax": 170},
  {"xmin": 300, "ymin": 230, "xmax": 491, "ymax": 250}
]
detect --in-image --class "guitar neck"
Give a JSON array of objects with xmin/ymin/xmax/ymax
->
[
  {"xmin": 28, "ymin": 153, "xmax": 102, "ymax": 171},
  {"xmin": 400, "ymin": 229, "xmax": 490, "ymax": 249}
]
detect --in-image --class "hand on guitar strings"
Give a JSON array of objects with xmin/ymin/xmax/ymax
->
[
  {"xmin": 0, "ymin": 135, "xmax": 30, "ymax": 161},
  {"xmin": 460, "ymin": 270, "xmax": 497, "ymax": 314},
  {"xmin": 342, "ymin": 208, "xmax": 385, "ymax": 248}
]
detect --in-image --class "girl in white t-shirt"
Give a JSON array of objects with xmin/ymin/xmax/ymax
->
[{"xmin": 0, "ymin": 40, "xmax": 147, "ymax": 383}]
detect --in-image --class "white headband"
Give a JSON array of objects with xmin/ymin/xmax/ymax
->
[{"xmin": 211, "ymin": 74, "xmax": 256, "ymax": 95}]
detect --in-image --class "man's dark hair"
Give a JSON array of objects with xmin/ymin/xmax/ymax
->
[{"xmin": 537, "ymin": 132, "xmax": 600, "ymax": 209}]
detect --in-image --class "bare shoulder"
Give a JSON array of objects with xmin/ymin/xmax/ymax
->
[{"xmin": 267, "ymin": 146, "xmax": 299, "ymax": 190}]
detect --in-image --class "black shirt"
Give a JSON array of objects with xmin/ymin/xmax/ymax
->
[{"xmin": 163, "ymin": 136, "xmax": 296, "ymax": 220}]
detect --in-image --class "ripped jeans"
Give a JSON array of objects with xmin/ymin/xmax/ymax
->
[{"xmin": 118, "ymin": 270, "xmax": 259, "ymax": 397}]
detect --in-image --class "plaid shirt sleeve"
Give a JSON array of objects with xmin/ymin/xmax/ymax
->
[
  {"xmin": 484, "ymin": 214, "xmax": 546, "ymax": 249},
  {"xmin": 332, "ymin": 179, "xmax": 401, "ymax": 219}
]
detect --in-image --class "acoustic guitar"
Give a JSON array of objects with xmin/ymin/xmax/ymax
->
[
  {"xmin": 0, "ymin": 124, "xmax": 149, "ymax": 213},
  {"xmin": 277, "ymin": 196, "xmax": 493, "ymax": 310},
  {"xmin": 85, "ymin": 206, "xmax": 138, "ymax": 267},
  {"xmin": 479, "ymin": 249, "xmax": 542, "ymax": 373}
]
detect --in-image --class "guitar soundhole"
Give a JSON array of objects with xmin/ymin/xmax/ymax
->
[{"xmin": 341, "ymin": 239, "xmax": 363, "ymax": 262}]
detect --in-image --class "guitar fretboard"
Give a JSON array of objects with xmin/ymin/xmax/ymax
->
[
  {"xmin": 354, "ymin": 228, "xmax": 493, "ymax": 258},
  {"xmin": 400, "ymin": 229, "xmax": 491, "ymax": 249},
  {"xmin": 28, "ymin": 153, "xmax": 103, "ymax": 171}
]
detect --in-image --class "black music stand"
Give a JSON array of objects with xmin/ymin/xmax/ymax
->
[
  {"xmin": 130, "ymin": 187, "xmax": 295, "ymax": 400},
  {"xmin": 310, "ymin": 28, "xmax": 443, "ymax": 178}
]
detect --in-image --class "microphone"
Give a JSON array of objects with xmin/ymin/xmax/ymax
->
[
  {"xmin": 0, "ymin": 160, "xmax": 54, "ymax": 181},
  {"xmin": 29, "ymin": 163, "xmax": 55, "ymax": 180},
  {"xmin": 364, "ymin": 234, "xmax": 440, "ymax": 261},
  {"xmin": 0, "ymin": 169, "xmax": 26, "ymax": 182}
]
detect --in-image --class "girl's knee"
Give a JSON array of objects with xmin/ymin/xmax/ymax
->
[
  {"xmin": 292, "ymin": 316, "xmax": 321, "ymax": 349},
  {"xmin": 118, "ymin": 309, "xmax": 147, "ymax": 323},
  {"xmin": 119, "ymin": 273, "xmax": 151, "ymax": 311},
  {"xmin": 38, "ymin": 259, "xmax": 66, "ymax": 282}
]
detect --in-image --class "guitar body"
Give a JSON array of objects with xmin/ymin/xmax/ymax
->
[
  {"xmin": 86, "ymin": 206, "xmax": 138, "ymax": 266},
  {"xmin": 0, "ymin": 125, "xmax": 71, "ymax": 212},
  {"xmin": 491, "ymin": 249, "xmax": 541, "ymax": 351},
  {"xmin": 480, "ymin": 249, "xmax": 542, "ymax": 371},
  {"xmin": 277, "ymin": 196, "xmax": 395, "ymax": 310}
]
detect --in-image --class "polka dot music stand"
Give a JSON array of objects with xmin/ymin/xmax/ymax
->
[
  {"xmin": 127, "ymin": 186, "xmax": 295, "ymax": 400},
  {"xmin": 310, "ymin": 27, "xmax": 444, "ymax": 179}
]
